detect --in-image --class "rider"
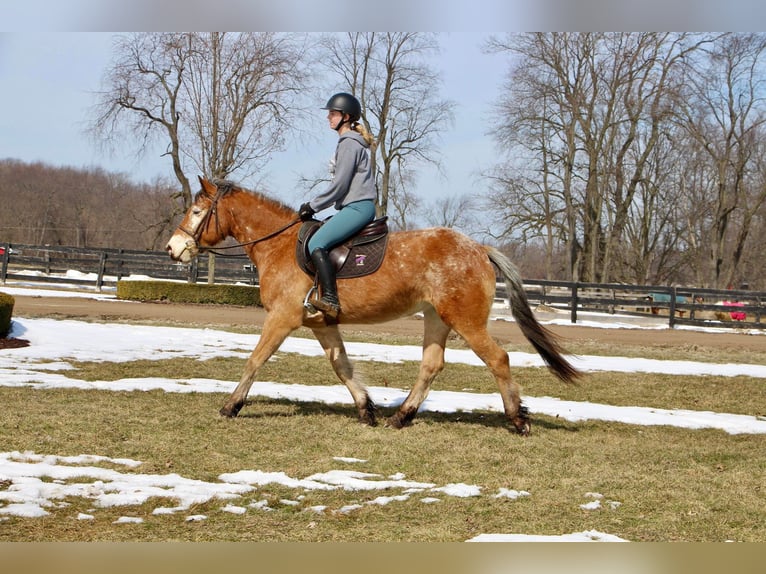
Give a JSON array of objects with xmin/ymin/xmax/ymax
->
[{"xmin": 299, "ymin": 92, "xmax": 377, "ymax": 319}]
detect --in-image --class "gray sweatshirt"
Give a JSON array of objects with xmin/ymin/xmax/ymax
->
[{"xmin": 308, "ymin": 130, "xmax": 377, "ymax": 212}]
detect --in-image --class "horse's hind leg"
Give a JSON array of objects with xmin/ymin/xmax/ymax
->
[
  {"xmin": 453, "ymin": 321, "xmax": 529, "ymax": 435},
  {"xmin": 387, "ymin": 307, "xmax": 451, "ymax": 429},
  {"xmin": 312, "ymin": 324, "xmax": 376, "ymax": 425}
]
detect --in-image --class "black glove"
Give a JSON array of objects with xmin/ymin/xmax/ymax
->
[{"xmin": 299, "ymin": 202, "xmax": 315, "ymax": 221}]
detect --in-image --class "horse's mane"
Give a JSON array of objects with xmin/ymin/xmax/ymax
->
[{"xmin": 197, "ymin": 178, "xmax": 296, "ymax": 216}]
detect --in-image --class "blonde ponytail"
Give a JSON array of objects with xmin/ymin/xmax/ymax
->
[{"xmin": 353, "ymin": 122, "xmax": 376, "ymax": 148}]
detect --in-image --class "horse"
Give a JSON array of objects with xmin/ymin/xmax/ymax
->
[{"xmin": 166, "ymin": 177, "xmax": 580, "ymax": 435}]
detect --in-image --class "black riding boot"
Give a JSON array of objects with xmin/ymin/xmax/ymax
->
[{"xmin": 310, "ymin": 248, "xmax": 341, "ymax": 318}]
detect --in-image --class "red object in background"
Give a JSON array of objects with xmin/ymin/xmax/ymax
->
[{"xmin": 723, "ymin": 301, "xmax": 746, "ymax": 321}]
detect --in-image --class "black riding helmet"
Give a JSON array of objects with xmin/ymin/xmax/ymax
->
[{"xmin": 322, "ymin": 92, "xmax": 362, "ymax": 128}]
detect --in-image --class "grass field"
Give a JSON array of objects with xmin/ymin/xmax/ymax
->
[{"xmin": 1, "ymin": 314, "xmax": 765, "ymax": 543}]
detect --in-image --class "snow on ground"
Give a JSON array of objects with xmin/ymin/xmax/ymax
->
[
  {"xmin": 0, "ymin": 447, "xmax": 626, "ymax": 542},
  {"xmin": 4, "ymin": 317, "xmax": 766, "ymax": 436},
  {"xmin": 1, "ymin": 285, "xmax": 118, "ymax": 300},
  {"xmin": 1, "ymin": 286, "xmax": 765, "ymax": 541},
  {"xmin": 468, "ymin": 530, "xmax": 629, "ymax": 542}
]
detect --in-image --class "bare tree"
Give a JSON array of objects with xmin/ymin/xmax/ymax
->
[
  {"xmin": 0, "ymin": 159, "xmax": 180, "ymax": 249},
  {"xmin": 675, "ymin": 33, "xmax": 766, "ymax": 288},
  {"xmin": 486, "ymin": 33, "xmax": 592, "ymax": 281},
  {"xmin": 483, "ymin": 165, "xmax": 566, "ymax": 279},
  {"xmin": 184, "ymin": 33, "xmax": 309, "ymax": 181},
  {"xmin": 486, "ymin": 33, "xmax": 718, "ymax": 283},
  {"xmin": 386, "ymin": 177, "xmax": 421, "ymax": 231},
  {"xmin": 90, "ymin": 32, "xmax": 309, "ymax": 210},
  {"xmin": 90, "ymin": 34, "xmax": 192, "ymax": 208},
  {"xmin": 420, "ymin": 193, "xmax": 479, "ymax": 236},
  {"xmin": 319, "ymin": 32, "xmax": 455, "ymax": 217}
]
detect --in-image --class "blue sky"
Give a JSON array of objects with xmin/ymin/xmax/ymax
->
[
  {"xmin": 2, "ymin": 0, "xmax": 763, "ymax": 207},
  {"xmin": 0, "ymin": 32, "xmax": 506, "ymax": 207}
]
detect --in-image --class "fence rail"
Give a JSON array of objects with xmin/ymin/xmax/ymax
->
[
  {"xmin": 1, "ymin": 242, "xmax": 257, "ymax": 289},
  {"xmin": 2, "ymin": 242, "xmax": 764, "ymax": 330},
  {"xmin": 497, "ymin": 279, "xmax": 764, "ymax": 330}
]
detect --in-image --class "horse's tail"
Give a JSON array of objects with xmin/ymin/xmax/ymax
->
[{"xmin": 485, "ymin": 246, "xmax": 581, "ymax": 384}]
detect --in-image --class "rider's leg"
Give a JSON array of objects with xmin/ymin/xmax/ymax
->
[
  {"xmin": 307, "ymin": 200, "xmax": 377, "ymax": 253},
  {"xmin": 310, "ymin": 247, "xmax": 341, "ymax": 317},
  {"xmin": 307, "ymin": 200, "xmax": 376, "ymax": 316}
]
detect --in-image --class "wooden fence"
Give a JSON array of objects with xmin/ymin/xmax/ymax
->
[
  {"xmin": 0, "ymin": 243, "xmax": 257, "ymax": 289},
  {"xmin": 2, "ymin": 242, "xmax": 764, "ymax": 330},
  {"xmin": 500, "ymin": 279, "xmax": 765, "ymax": 330}
]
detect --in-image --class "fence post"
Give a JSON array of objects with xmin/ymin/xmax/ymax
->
[
  {"xmin": 571, "ymin": 282, "xmax": 579, "ymax": 324},
  {"xmin": 116, "ymin": 249, "xmax": 124, "ymax": 281},
  {"xmin": 208, "ymin": 252, "xmax": 215, "ymax": 285},
  {"xmin": 690, "ymin": 293, "xmax": 697, "ymax": 320},
  {"xmin": 96, "ymin": 251, "xmax": 107, "ymax": 291},
  {"xmin": 1, "ymin": 243, "xmax": 9, "ymax": 283},
  {"xmin": 669, "ymin": 286, "xmax": 677, "ymax": 328}
]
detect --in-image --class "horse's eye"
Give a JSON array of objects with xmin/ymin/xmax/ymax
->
[{"xmin": 192, "ymin": 208, "xmax": 203, "ymax": 216}]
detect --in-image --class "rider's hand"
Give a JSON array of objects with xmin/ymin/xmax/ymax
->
[{"xmin": 299, "ymin": 203, "xmax": 315, "ymax": 221}]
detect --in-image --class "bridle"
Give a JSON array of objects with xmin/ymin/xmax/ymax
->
[
  {"xmin": 176, "ymin": 184, "xmax": 301, "ymax": 255},
  {"xmin": 177, "ymin": 186, "xmax": 225, "ymax": 244}
]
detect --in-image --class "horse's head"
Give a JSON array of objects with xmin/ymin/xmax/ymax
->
[{"xmin": 166, "ymin": 177, "xmax": 226, "ymax": 263}]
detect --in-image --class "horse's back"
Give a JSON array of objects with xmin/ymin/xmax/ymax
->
[
  {"xmin": 386, "ymin": 227, "xmax": 494, "ymax": 275},
  {"xmin": 337, "ymin": 226, "xmax": 496, "ymax": 321}
]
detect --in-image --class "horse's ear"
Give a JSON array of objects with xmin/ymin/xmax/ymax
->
[{"xmin": 198, "ymin": 176, "xmax": 215, "ymax": 195}]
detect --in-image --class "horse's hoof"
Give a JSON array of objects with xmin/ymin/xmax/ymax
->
[
  {"xmin": 385, "ymin": 414, "xmax": 407, "ymax": 429},
  {"xmin": 359, "ymin": 414, "xmax": 378, "ymax": 427},
  {"xmin": 359, "ymin": 402, "xmax": 378, "ymax": 426},
  {"xmin": 510, "ymin": 404, "xmax": 531, "ymax": 435},
  {"xmin": 387, "ymin": 407, "xmax": 418, "ymax": 428},
  {"xmin": 514, "ymin": 420, "xmax": 531, "ymax": 436},
  {"xmin": 219, "ymin": 404, "xmax": 242, "ymax": 418}
]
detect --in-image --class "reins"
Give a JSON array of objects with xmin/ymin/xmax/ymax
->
[{"xmin": 200, "ymin": 217, "xmax": 301, "ymax": 257}]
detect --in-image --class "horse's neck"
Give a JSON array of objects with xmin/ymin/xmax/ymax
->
[
  {"xmin": 225, "ymin": 193, "xmax": 290, "ymax": 237},
  {"xmin": 225, "ymin": 192, "xmax": 296, "ymax": 264}
]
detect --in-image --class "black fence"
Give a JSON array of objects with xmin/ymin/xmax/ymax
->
[
  {"xmin": 0, "ymin": 243, "xmax": 257, "ymax": 289},
  {"xmin": 497, "ymin": 279, "xmax": 765, "ymax": 330},
  {"xmin": 2, "ymin": 242, "xmax": 764, "ymax": 330}
]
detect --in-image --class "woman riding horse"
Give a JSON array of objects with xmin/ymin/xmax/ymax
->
[
  {"xmin": 298, "ymin": 92, "xmax": 376, "ymax": 319},
  {"xmin": 166, "ymin": 178, "xmax": 580, "ymax": 435}
]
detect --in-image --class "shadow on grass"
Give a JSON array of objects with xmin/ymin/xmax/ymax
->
[{"xmin": 237, "ymin": 397, "xmax": 580, "ymax": 433}]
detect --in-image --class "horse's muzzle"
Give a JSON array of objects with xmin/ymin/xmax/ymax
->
[{"xmin": 166, "ymin": 234, "xmax": 197, "ymax": 263}]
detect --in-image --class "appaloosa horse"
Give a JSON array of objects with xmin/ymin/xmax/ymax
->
[{"xmin": 166, "ymin": 177, "xmax": 580, "ymax": 435}]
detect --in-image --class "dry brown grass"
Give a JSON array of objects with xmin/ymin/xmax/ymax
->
[{"xmin": 2, "ymin": 327, "xmax": 766, "ymax": 543}]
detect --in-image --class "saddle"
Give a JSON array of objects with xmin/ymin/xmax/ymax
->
[{"xmin": 296, "ymin": 217, "xmax": 389, "ymax": 279}]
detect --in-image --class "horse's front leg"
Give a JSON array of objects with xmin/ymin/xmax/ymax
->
[
  {"xmin": 220, "ymin": 311, "xmax": 299, "ymax": 417},
  {"xmin": 312, "ymin": 324, "xmax": 377, "ymax": 426}
]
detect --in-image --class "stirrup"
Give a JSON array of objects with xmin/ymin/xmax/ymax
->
[
  {"xmin": 313, "ymin": 297, "xmax": 340, "ymax": 319},
  {"xmin": 303, "ymin": 286, "xmax": 340, "ymax": 319},
  {"xmin": 303, "ymin": 286, "xmax": 319, "ymax": 313}
]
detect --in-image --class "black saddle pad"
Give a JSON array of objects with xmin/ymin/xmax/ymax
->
[{"xmin": 296, "ymin": 217, "xmax": 389, "ymax": 279}]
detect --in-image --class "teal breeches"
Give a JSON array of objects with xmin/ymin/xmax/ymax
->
[{"xmin": 307, "ymin": 200, "xmax": 376, "ymax": 253}]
